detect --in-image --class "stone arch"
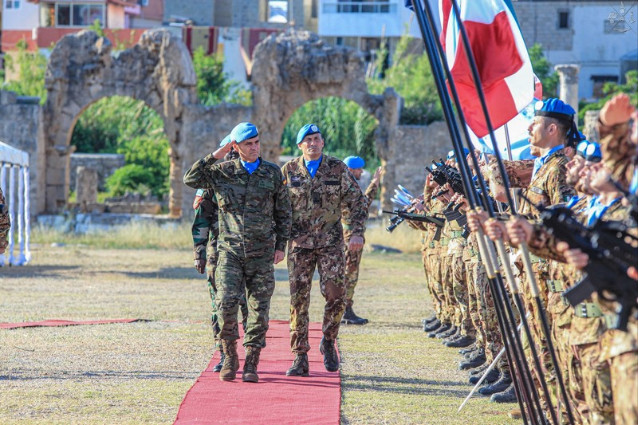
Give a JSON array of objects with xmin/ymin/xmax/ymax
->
[
  {"xmin": 43, "ymin": 28, "xmax": 197, "ymax": 216},
  {"xmin": 250, "ymin": 29, "xmax": 400, "ymax": 206}
]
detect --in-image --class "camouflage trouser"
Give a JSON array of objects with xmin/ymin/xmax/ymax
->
[
  {"xmin": 441, "ymin": 253, "xmax": 458, "ymax": 326},
  {"xmin": 344, "ymin": 241, "xmax": 364, "ymax": 308},
  {"xmin": 452, "ymin": 252, "xmax": 473, "ymax": 337},
  {"xmin": 570, "ymin": 341, "xmax": 614, "ymax": 425},
  {"xmin": 206, "ymin": 250, "xmax": 249, "ymax": 350},
  {"xmin": 609, "ymin": 350, "xmax": 638, "ymax": 425},
  {"xmin": 465, "ymin": 257, "xmax": 482, "ymax": 345},
  {"xmin": 215, "ymin": 249, "xmax": 275, "ymax": 348},
  {"xmin": 288, "ymin": 244, "xmax": 346, "ymax": 354},
  {"xmin": 426, "ymin": 248, "xmax": 448, "ymax": 322}
]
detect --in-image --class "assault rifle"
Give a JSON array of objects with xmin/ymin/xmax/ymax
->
[
  {"xmin": 425, "ymin": 160, "xmax": 465, "ymax": 196},
  {"xmin": 521, "ymin": 192, "xmax": 638, "ymax": 331},
  {"xmin": 383, "ymin": 209, "xmax": 445, "ymax": 233}
]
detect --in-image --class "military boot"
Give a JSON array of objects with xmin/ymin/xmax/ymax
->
[
  {"xmin": 423, "ymin": 319, "xmax": 441, "ymax": 332},
  {"xmin": 436, "ymin": 325, "xmax": 458, "ymax": 339},
  {"xmin": 212, "ymin": 351, "xmax": 226, "ymax": 373},
  {"xmin": 490, "ymin": 382, "xmax": 517, "ymax": 403},
  {"xmin": 320, "ymin": 337, "xmax": 339, "ymax": 372},
  {"xmin": 469, "ymin": 367, "xmax": 500, "ymax": 385},
  {"xmin": 459, "ymin": 348, "xmax": 486, "ymax": 370},
  {"xmin": 421, "ymin": 316, "xmax": 438, "ymax": 326},
  {"xmin": 219, "ymin": 339, "xmax": 240, "ymax": 381},
  {"xmin": 479, "ymin": 370, "xmax": 512, "ymax": 395},
  {"xmin": 445, "ymin": 334, "xmax": 475, "ymax": 348},
  {"xmin": 427, "ymin": 321, "xmax": 450, "ymax": 338},
  {"xmin": 242, "ymin": 346, "xmax": 261, "ymax": 383},
  {"xmin": 286, "ymin": 353, "xmax": 309, "ymax": 377},
  {"xmin": 459, "ymin": 342, "xmax": 479, "ymax": 355},
  {"xmin": 341, "ymin": 306, "xmax": 368, "ymax": 325},
  {"xmin": 442, "ymin": 328, "xmax": 461, "ymax": 344}
]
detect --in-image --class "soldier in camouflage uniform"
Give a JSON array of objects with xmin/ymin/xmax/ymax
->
[
  {"xmin": 184, "ymin": 122, "xmax": 292, "ymax": 383},
  {"xmin": 340, "ymin": 156, "xmax": 382, "ymax": 325},
  {"xmin": 191, "ymin": 144, "xmax": 249, "ymax": 373},
  {"xmin": 282, "ymin": 124, "xmax": 367, "ymax": 376},
  {"xmin": 0, "ymin": 187, "xmax": 9, "ymax": 255}
]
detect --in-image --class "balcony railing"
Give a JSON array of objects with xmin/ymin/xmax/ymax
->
[{"xmin": 322, "ymin": 1, "xmax": 397, "ymax": 14}]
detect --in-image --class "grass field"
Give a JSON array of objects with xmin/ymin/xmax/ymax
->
[{"xmin": 0, "ymin": 241, "xmax": 519, "ymax": 425}]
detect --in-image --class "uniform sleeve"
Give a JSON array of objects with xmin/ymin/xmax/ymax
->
[
  {"xmin": 192, "ymin": 194, "xmax": 215, "ymax": 260},
  {"xmin": 340, "ymin": 168, "xmax": 367, "ymax": 238},
  {"xmin": 183, "ymin": 153, "xmax": 219, "ymax": 189},
  {"xmin": 273, "ymin": 169, "xmax": 292, "ymax": 252},
  {"xmin": 363, "ymin": 177, "xmax": 380, "ymax": 209},
  {"xmin": 546, "ymin": 161, "xmax": 576, "ymax": 206},
  {"xmin": 0, "ymin": 188, "xmax": 9, "ymax": 252},
  {"xmin": 526, "ymin": 222, "xmax": 567, "ymax": 263}
]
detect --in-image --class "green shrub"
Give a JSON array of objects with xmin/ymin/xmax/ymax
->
[{"xmin": 105, "ymin": 164, "xmax": 155, "ymax": 197}]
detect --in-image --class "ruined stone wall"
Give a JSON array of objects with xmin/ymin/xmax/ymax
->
[
  {"xmin": 69, "ymin": 153, "xmax": 125, "ymax": 192},
  {"xmin": 0, "ymin": 91, "xmax": 44, "ymax": 214}
]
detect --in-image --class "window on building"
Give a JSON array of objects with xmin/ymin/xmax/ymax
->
[
  {"xmin": 558, "ymin": 10, "xmax": 569, "ymax": 29},
  {"xmin": 311, "ymin": 0, "xmax": 318, "ymax": 18},
  {"xmin": 5, "ymin": 0, "xmax": 20, "ymax": 9},
  {"xmin": 332, "ymin": 0, "xmax": 391, "ymax": 14},
  {"xmin": 591, "ymin": 75, "xmax": 618, "ymax": 98},
  {"xmin": 267, "ymin": 0, "xmax": 288, "ymax": 23},
  {"xmin": 48, "ymin": 3, "xmax": 104, "ymax": 27}
]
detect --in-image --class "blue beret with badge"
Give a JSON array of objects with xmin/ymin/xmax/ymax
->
[
  {"xmin": 584, "ymin": 142, "xmax": 602, "ymax": 163},
  {"xmin": 231, "ymin": 122, "xmax": 258, "ymax": 144},
  {"xmin": 447, "ymin": 147, "xmax": 470, "ymax": 159},
  {"xmin": 344, "ymin": 156, "xmax": 365, "ymax": 169},
  {"xmin": 576, "ymin": 140, "xmax": 589, "ymax": 157},
  {"xmin": 296, "ymin": 124, "xmax": 321, "ymax": 145}
]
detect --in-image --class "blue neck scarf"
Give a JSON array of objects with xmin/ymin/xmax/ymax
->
[
  {"xmin": 630, "ymin": 167, "xmax": 638, "ymax": 195},
  {"xmin": 532, "ymin": 144, "xmax": 564, "ymax": 180},
  {"xmin": 304, "ymin": 155, "xmax": 322, "ymax": 178},
  {"xmin": 241, "ymin": 158, "xmax": 260, "ymax": 174},
  {"xmin": 586, "ymin": 195, "xmax": 621, "ymax": 227}
]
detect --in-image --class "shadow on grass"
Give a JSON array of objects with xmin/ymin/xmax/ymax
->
[
  {"xmin": 0, "ymin": 369, "xmax": 200, "ymax": 381},
  {"xmin": 342, "ymin": 374, "xmax": 469, "ymax": 398},
  {"xmin": 0, "ymin": 265, "xmax": 80, "ymax": 279},
  {"xmin": 117, "ymin": 267, "xmax": 201, "ymax": 280}
]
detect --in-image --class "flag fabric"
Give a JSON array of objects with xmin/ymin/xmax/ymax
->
[{"xmin": 439, "ymin": 0, "xmax": 535, "ymax": 138}]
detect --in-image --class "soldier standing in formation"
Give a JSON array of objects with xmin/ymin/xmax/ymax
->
[
  {"xmin": 0, "ymin": 187, "xmax": 9, "ymax": 255},
  {"xmin": 184, "ymin": 122, "xmax": 292, "ymax": 383},
  {"xmin": 282, "ymin": 124, "xmax": 367, "ymax": 376},
  {"xmin": 341, "ymin": 155, "xmax": 382, "ymax": 325}
]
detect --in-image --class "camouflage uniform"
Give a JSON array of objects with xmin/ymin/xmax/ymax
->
[
  {"xmin": 343, "ymin": 174, "xmax": 380, "ymax": 308},
  {"xmin": 0, "ymin": 188, "xmax": 9, "ymax": 254},
  {"xmin": 192, "ymin": 189, "xmax": 248, "ymax": 350},
  {"xmin": 184, "ymin": 155, "xmax": 292, "ymax": 348},
  {"xmin": 282, "ymin": 155, "xmax": 366, "ymax": 354}
]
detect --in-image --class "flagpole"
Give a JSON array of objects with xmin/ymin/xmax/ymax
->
[
  {"xmin": 446, "ymin": 1, "xmax": 575, "ymax": 423},
  {"xmin": 503, "ymin": 123, "xmax": 519, "ymax": 213},
  {"xmin": 410, "ymin": 2, "xmax": 544, "ymax": 423}
]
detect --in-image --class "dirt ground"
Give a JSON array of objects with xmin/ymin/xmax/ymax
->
[{"xmin": 0, "ymin": 244, "xmax": 519, "ymax": 425}]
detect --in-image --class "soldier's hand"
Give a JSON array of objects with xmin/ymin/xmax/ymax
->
[
  {"xmin": 556, "ymin": 241, "xmax": 589, "ymax": 270},
  {"xmin": 212, "ymin": 141, "xmax": 233, "ymax": 159},
  {"xmin": 485, "ymin": 218, "xmax": 507, "ymax": 242},
  {"xmin": 627, "ymin": 266, "xmax": 638, "ymax": 281},
  {"xmin": 599, "ymin": 93, "xmax": 635, "ymax": 126},
  {"xmin": 194, "ymin": 259, "xmax": 206, "ymax": 274},
  {"xmin": 372, "ymin": 166, "xmax": 383, "ymax": 183},
  {"xmin": 273, "ymin": 250, "xmax": 285, "ymax": 265},
  {"xmin": 348, "ymin": 235, "xmax": 364, "ymax": 251},
  {"xmin": 466, "ymin": 210, "xmax": 487, "ymax": 232},
  {"xmin": 506, "ymin": 217, "xmax": 532, "ymax": 247}
]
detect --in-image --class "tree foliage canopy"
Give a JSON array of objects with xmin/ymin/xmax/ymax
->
[{"xmin": 1, "ymin": 39, "xmax": 47, "ymax": 102}]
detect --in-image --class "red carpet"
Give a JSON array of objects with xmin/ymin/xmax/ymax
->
[
  {"xmin": 0, "ymin": 318, "xmax": 142, "ymax": 329},
  {"xmin": 174, "ymin": 320, "xmax": 341, "ymax": 425}
]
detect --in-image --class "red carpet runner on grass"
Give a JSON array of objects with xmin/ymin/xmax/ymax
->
[
  {"xmin": 174, "ymin": 320, "xmax": 341, "ymax": 425},
  {"xmin": 0, "ymin": 319, "xmax": 142, "ymax": 329}
]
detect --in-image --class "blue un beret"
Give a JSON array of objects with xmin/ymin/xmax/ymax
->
[
  {"xmin": 585, "ymin": 142, "xmax": 602, "ymax": 162},
  {"xmin": 344, "ymin": 156, "xmax": 365, "ymax": 169},
  {"xmin": 576, "ymin": 140, "xmax": 589, "ymax": 157},
  {"xmin": 534, "ymin": 98, "xmax": 576, "ymax": 122},
  {"xmin": 219, "ymin": 134, "xmax": 232, "ymax": 148},
  {"xmin": 230, "ymin": 122, "xmax": 258, "ymax": 144},
  {"xmin": 447, "ymin": 147, "xmax": 470, "ymax": 160},
  {"xmin": 296, "ymin": 124, "xmax": 321, "ymax": 145}
]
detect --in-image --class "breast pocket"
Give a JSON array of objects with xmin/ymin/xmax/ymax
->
[{"xmin": 323, "ymin": 180, "xmax": 341, "ymax": 206}]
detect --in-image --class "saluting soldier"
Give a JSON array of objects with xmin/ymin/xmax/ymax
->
[
  {"xmin": 282, "ymin": 124, "xmax": 367, "ymax": 376},
  {"xmin": 184, "ymin": 122, "xmax": 292, "ymax": 383}
]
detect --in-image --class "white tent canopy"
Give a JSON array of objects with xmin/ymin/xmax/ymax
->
[{"xmin": 0, "ymin": 140, "xmax": 31, "ymax": 266}]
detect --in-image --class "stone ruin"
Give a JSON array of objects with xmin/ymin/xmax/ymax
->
[{"xmin": 1, "ymin": 28, "xmax": 453, "ymax": 220}]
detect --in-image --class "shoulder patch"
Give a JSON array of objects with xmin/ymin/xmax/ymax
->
[{"xmin": 193, "ymin": 189, "xmax": 204, "ymax": 210}]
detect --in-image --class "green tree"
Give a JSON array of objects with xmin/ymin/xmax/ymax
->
[
  {"xmin": 282, "ymin": 97, "xmax": 379, "ymax": 168},
  {"xmin": 578, "ymin": 70, "xmax": 638, "ymax": 124},
  {"xmin": 367, "ymin": 32, "xmax": 442, "ymax": 124},
  {"xmin": 2, "ymin": 39, "xmax": 47, "ymax": 102},
  {"xmin": 528, "ymin": 43, "xmax": 559, "ymax": 99},
  {"xmin": 192, "ymin": 47, "xmax": 252, "ymax": 106}
]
